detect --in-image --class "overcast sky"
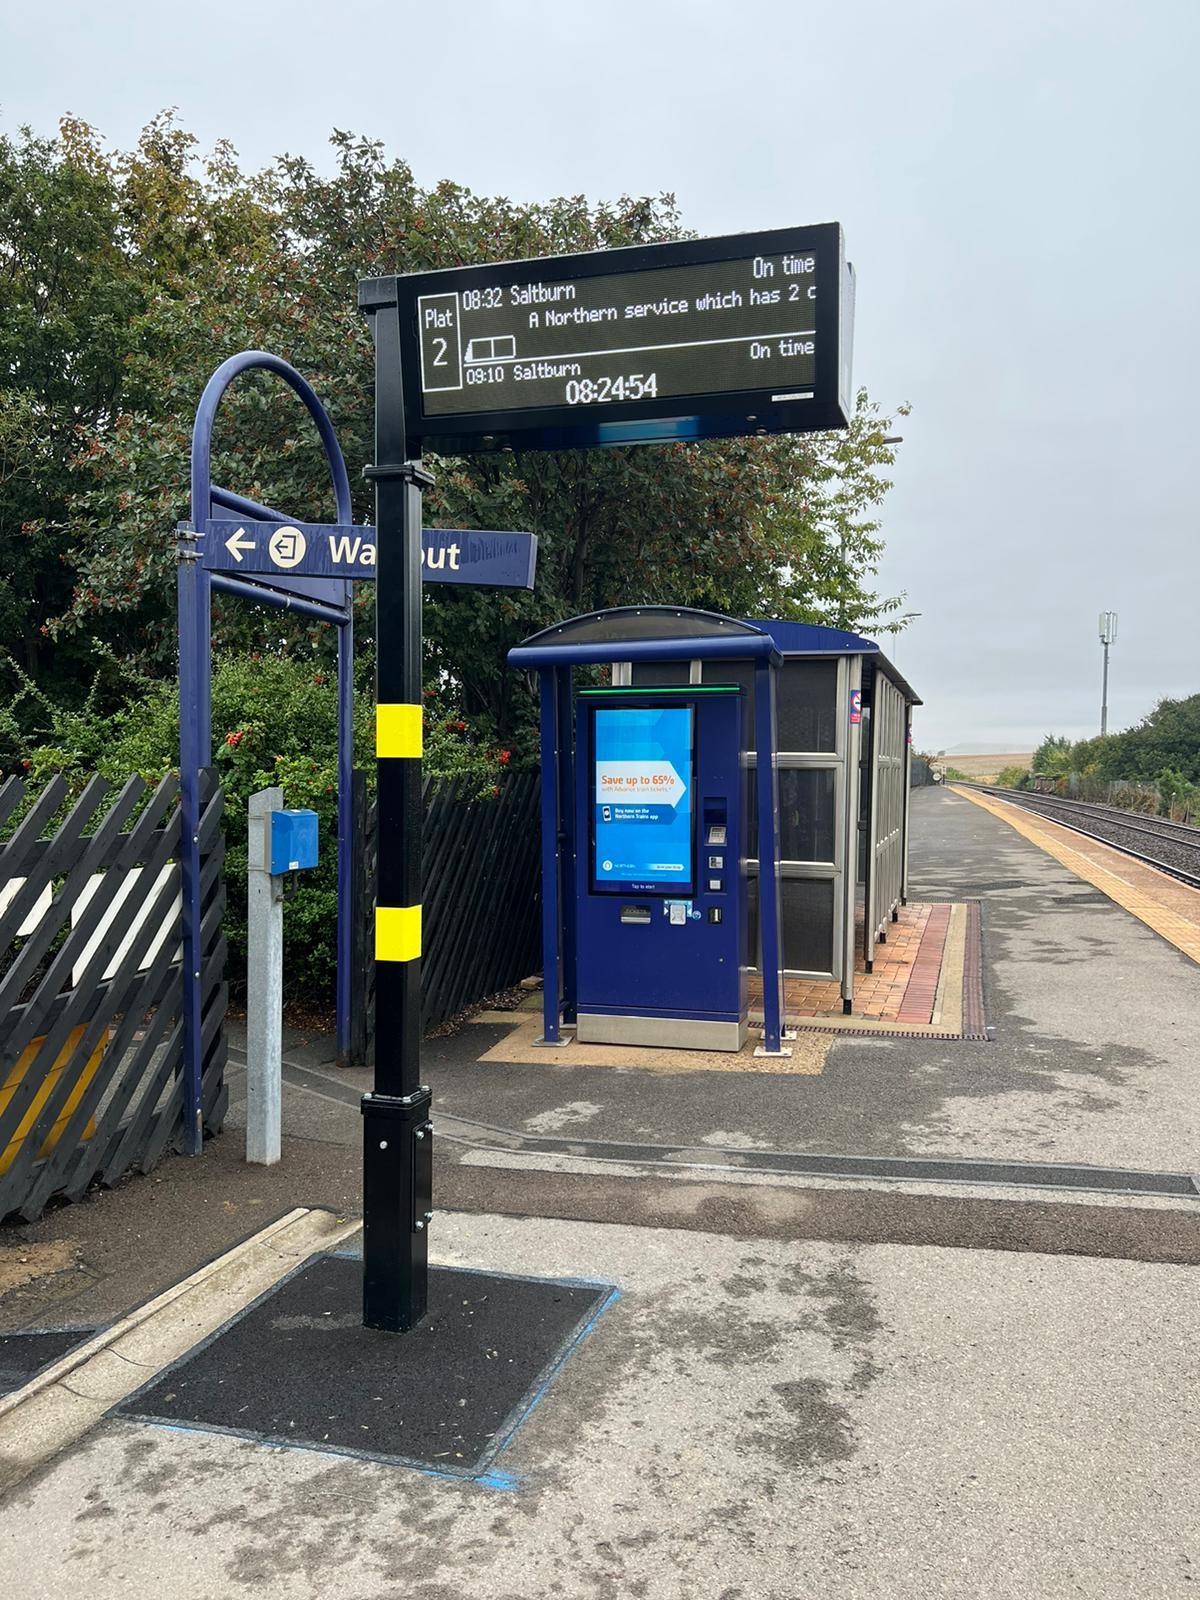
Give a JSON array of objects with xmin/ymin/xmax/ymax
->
[{"xmin": 4, "ymin": 0, "xmax": 1197, "ymax": 752}]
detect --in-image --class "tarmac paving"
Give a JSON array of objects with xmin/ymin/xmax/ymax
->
[
  {"xmin": 4, "ymin": 1212, "xmax": 1197, "ymax": 1600},
  {"xmin": 220, "ymin": 787, "xmax": 1200, "ymax": 1183},
  {"xmin": 411, "ymin": 787, "xmax": 1200, "ymax": 1173},
  {"xmin": 2, "ymin": 784, "xmax": 1198, "ymax": 1597}
]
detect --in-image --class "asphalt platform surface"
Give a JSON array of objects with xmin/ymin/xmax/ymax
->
[
  {"xmin": 5, "ymin": 784, "xmax": 1199, "ymax": 1347},
  {"xmin": 225, "ymin": 787, "xmax": 1200, "ymax": 1176},
  {"xmin": 3, "ymin": 790, "xmax": 1199, "ymax": 1598},
  {"xmin": 8, "ymin": 1212, "xmax": 1199, "ymax": 1600},
  {"xmin": 0, "ymin": 1328, "xmax": 94, "ymax": 1395}
]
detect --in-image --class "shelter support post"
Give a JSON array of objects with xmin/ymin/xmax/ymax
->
[
  {"xmin": 841, "ymin": 657, "xmax": 863, "ymax": 1014},
  {"xmin": 864, "ymin": 677, "xmax": 880, "ymax": 972},
  {"xmin": 361, "ymin": 292, "xmax": 432, "ymax": 1332},
  {"xmin": 536, "ymin": 669, "xmax": 569, "ymax": 1045},
  {"xmin": 754, "ymin": 659, "xmax": 788, "ymax": 1057},
  {"xmin": 901, "ymin": 706, "xmax": 912, "ymax": 906},
  {"xmin": 556, "ymin": 668, "xmax": 577, "ymax": 1026}
]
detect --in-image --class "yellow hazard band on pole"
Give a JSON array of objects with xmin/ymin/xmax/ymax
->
[
  {"xmin": 375, "ymin": 904, "xmax": 422, "ymax": 963},
  {"xmin": 376, "ymin": 703, "xmax": 423, "ymax": 759}
]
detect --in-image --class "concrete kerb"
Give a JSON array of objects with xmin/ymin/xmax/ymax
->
[{"xmin": 0, "ymin": 1205, "xmax": 357, "ymax": 1497}]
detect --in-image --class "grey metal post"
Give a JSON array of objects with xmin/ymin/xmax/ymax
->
[
  {"xmin": 246, "ymin": 786, "xmax": 284, "ymax": 1165},
  {"xmin": 1099, "ymin": 610, "xmax": 1117, "ymax": 737}
]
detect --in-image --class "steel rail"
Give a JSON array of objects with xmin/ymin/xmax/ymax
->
[{"xmin": 966, "ymin": 785, "xmax": 1200, "ymax": 892}]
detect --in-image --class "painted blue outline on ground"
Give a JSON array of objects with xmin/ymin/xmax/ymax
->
[{"xmin": 107, "ymin": 1251, "xmax": 620, "ymax": 1489}]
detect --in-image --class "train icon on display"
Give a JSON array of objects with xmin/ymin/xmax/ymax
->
[{"xmin": 464, "ymin": 335, "xmax": 517, "ymax": 364}]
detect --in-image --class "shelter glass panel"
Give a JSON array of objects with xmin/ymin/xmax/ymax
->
[
  {"xmin": 700, "ymin": 658, "xmax": 757, "ymax": 743},
  {"xmin": 746, "ymin": 767, "xmax": 837, "ymax": 863},
  {"xmin": 630, "ymin": 661, "xmax": 692, "ymax": 687},
  {"xmin": 746, "ymin": 872, "xmax": 837, "ymax": 976},
  {"xmin": 779, "ymin": 768, "xmax": 837, "ymax": 863},
  {"xmin": 777, "ymin": 660, "xmax": 838, "ymax": 753},
  {"xmin": 782, "ymin": 878, "xmax": 836, "ymax": 974}
]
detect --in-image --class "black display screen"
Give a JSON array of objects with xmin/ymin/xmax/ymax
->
[{"xmin": 381, "ymin": 224, "xmax": 853, "ymax": 452}]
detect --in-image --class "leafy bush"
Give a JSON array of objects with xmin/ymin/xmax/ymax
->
[
  {"xmin": 1156, "ymin": 768, "xmax": 1199, "ymax": 822},
  {"xmin": 1032, "ymin": 734, "xmax": 1073, "ymax": 776},
  {"xmin": 16, "ymin": 652, "xmax": 522, "ymax": 1003},
  {"xmin": 995, "ymin": 766, "xmax": 1029, "ymax": 789}
]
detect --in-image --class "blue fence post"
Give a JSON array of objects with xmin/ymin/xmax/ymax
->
[
  {"xmin": 177, "ymin": 536, "xmax": 210, "ymax": 1156},
  {"xmin": 336, "ymin": 596, "xmax": 355, "ymax": 1064},
  {"xmin": 754, "ymin": 658, "xmax": 786, "ymax": 1055}
]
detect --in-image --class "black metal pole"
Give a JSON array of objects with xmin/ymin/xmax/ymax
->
[{"xmin": 358, "ymin": 278, "xmax": 433, "ymax": 1332}]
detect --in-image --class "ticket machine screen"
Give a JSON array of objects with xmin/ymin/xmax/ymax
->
[{"xmin": 590, "ymin": 705, "xmax": 695, "ymax": 895}]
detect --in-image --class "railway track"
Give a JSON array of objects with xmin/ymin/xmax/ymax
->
[{"xmin": 965, "ymin": 785, "xmax": 1200, "ymax": 891}]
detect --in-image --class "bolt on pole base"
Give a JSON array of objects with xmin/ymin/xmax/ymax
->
[{"xmin": 361, "ymin": 1089, "xmax": 434, "ymax": 1332}]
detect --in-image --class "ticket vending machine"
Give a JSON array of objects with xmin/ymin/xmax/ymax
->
[{"xmin": 573, "ymin": 685, "xmax": 749, "ymax": 1050}]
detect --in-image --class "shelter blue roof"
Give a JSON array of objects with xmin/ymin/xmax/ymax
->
[
  {"xmin": 745, "ymin": 619, "xmax": 876, "ymax": 655},
  {"xmin": 507, "ymin": 606, "xmax": 919, "ymax": 704},
  {"xmin": 746, "ymin": 618, "xmax": 921, "ymax": 705},
  {"xmin": 508, "ymin": 606, "xmax": 780, "ymax": 670}
]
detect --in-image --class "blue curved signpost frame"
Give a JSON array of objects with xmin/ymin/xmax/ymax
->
[{"xmin": 180, "ymin": 352, "xmax": 356, "ymax": 1153}]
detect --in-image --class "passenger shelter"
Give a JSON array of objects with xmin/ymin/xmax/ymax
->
[{"xmin": 509, "ymin": 606, "xmax": 920, "ymax": 1053}]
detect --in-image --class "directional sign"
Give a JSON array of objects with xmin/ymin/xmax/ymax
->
[
  {"xmin": 369, "ymin": 222, "xmax": 854, "ymax": 453},
  {"xmin": 201, "ymin": 521, "xmax": 538, "ymax": 590}
]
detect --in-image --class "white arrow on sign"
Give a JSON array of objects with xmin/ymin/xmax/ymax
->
[
  {"xmin": 594, "ymin": 760, "xmax": 689, "ymax": 808},
  {"xmin": 224, "ymin": 526, "xmax": 256, "ymax": 563}
]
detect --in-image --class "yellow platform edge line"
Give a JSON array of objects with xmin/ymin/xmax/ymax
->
[
  {"xmin": 949, "ymin": 786, "xmax": 1200, "ymax": 966},
  {"xmin": 376, "ymin": 703, "xmax": 423, "ymax": 759},
  {"xmin": 375, "ymin": 903, "xmax": 422, "ymax": 963}
]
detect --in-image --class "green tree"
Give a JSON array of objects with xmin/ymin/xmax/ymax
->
[
  {"xmin": 1102, "ymin": 695, "xmax": 1200, "ymax": 784},
  {"xmin": 0, "ymin": 121, "xmax": 143, "ymax": 695},
  {"xmin": 8, "ymin": 116, "xmax": 908, "ymax": 751},
  {"xmin": 1032, "ymin": 733, "xmax": 1073, "ymax": 775},
  {"xmin": 996, "ymin": 765, "xmax": 1029, "ymax": 789}
]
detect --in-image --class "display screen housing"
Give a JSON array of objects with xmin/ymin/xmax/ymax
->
[
  {"xmin": 371, "ymin": 223, "xmax": 852, "ymax": 452},
  {"xmin": 589, "ymin": 704, "xmax": 695, "ymax": 896}
]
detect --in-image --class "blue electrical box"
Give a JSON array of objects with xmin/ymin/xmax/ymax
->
[
  {"xmin": 573, "ymin": 686, "xmax": 748, "ymax": 1050},
  {"xmin": 269, "ymin": 808, "xmax": 319, "ymax": 875}
]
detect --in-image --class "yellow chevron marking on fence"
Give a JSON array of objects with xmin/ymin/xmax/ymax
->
[
  {"xmin": 0, "ymin": 1027, "xmax": 104, "ymax": 1176},
  {"xmin": 376, "ymin": 703, "xmax": 423, "ymax": 760},
  {"xmin": 375, "ymin": 903, "xmax": 422, "ymax": 963},
  {"xmin": 951, "ymin": 786, "xmax": 1200, "ymax": 965}
]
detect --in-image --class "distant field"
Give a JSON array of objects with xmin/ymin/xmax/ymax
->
[{"xmin": 940, "ymin": 752, "xmax": 1032, "ymax": 780}]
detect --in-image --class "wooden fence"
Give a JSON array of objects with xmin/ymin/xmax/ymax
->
[
  {"xmin": 0, "ymin": 772, "xmax": 226, "ymax": 1222},
  {"xmin": 347, "ymin": 771, "xmax": 541, "ymax": 1063}
]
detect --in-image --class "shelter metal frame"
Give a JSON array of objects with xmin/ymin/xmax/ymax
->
[
  {"xmin": 625, "ymin": 622, "xmax": 920, "ymax": 1013},
  {"xmin": 508, "ymin": 608, "xmax": 790, "ymax": 1055}
]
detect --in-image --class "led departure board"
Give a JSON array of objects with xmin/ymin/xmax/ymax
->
[{"xmin": 373, "ymin": 224, "xmax": 853, "ymax": 452}]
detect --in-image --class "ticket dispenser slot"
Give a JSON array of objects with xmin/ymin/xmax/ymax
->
[{"xmin": 574, "ymin": 687, "xmax": 748, "ymax": 1051}]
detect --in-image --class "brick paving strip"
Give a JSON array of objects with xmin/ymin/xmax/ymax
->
[
  {"xmin": 473, "ymin": 898, "xmax": 982, "ymax": 1068},
  {"xmin": 898, "ymin": 904, "xmax": 951, "ymax": 1020},
  {"xmin": 952, "ymin": 787, "xmax": 1200, "ymax": 965},
  {"xmin": 742, "ymin": 899, "xmax": 974, "ymax": 1038}
]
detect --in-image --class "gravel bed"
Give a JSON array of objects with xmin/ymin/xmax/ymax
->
[{"xmin": 974, "ymin": 788, "xmax": 1200, "ymax": 886}]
